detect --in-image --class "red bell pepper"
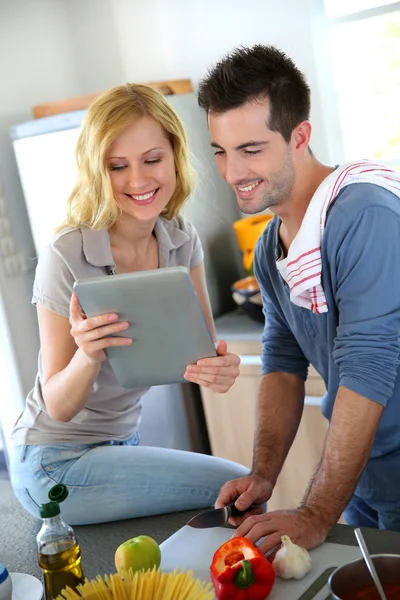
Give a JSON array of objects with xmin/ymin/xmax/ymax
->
[{"xmin": 210, "ymin": 536, "xmax": 275, "ymax": 600}]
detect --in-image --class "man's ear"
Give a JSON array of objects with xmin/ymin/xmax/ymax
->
[{"xmin": 292, "ymin": 120, "xmax": 312, "ymax": 154}]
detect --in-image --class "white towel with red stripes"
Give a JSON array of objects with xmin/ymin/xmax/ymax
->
[{"xmin": 286, "ymin": 160, "xmax": 400, "ymax": 314}]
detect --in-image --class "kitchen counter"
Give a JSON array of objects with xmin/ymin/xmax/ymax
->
[
  {"xmin": 1, "ymin": 477, "xmax": 400, "ymax": 597},
  {"xmin": 214, "ymin": 309, "xmax": 324, "ymax": 407}
]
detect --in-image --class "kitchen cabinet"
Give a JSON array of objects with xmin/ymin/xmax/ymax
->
[{"xmin": 200, "ymin": 310, "xmax": 328, "ymax": 511}]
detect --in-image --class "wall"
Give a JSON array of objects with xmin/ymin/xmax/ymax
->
[
  {"xmin": 111, "ymin": 0, "xmax": 337, "ymax": 161},
  {"xmin": 0, "ymin": 0, "xmax": 341, "ymax": 453},
  {"xmin": 66, "ymin": 0, "xmax": 126, "ymax": 93},
  {"xmin": 0, "ymin": 0, "xmax": 83, "ymax": 449}
]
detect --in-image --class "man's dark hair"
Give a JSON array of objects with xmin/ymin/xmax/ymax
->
[{"xmin": 197, "ymin": 45, "xmax": 311, "ymax": 143}]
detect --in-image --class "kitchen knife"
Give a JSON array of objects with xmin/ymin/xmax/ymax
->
[{"xmin": 187, "ymin": 502, "xmax": 260, "ymax": 528}]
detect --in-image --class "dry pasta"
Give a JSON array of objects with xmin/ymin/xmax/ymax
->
[{"xmin": 56, "ymin": 568, "xmax": 214, "ymax": 600}]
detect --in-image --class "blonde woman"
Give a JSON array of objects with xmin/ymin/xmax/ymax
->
[{"xmin": 10, "ymin": 84, "xmax": 248, "ymax": 525}]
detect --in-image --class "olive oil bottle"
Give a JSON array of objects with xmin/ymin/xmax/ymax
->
[{"xmin": 37, "ymin": 485, "xmax": 85, "ymax": 600}]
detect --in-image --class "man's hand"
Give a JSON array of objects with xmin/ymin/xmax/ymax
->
[
  {"xmin": 233, "ymin": 386, "xmax": 384, "ymax": 555},
  {"xmin": 215, "ymin": 474, "xmax": 273, "ymax": 524},
  {"xmin": 233, "ymin": 507, "xmax": 329, "ymax": 554}
]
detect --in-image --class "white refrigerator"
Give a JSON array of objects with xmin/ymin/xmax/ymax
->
[{"xmin": 2, "ymin": 93, "xmax": 244, "ymax": 460}]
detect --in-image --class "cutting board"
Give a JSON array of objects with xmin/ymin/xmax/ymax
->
[{"xmin": 160, "ymin": 526, "xmax": 361, "ymax": 600}]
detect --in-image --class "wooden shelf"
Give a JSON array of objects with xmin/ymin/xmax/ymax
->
[{"xmin": 33, "ymin": 78, "xmax": 193, "ymax": 118}]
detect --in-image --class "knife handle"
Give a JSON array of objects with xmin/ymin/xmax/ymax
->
[{"xmin": 228, "ymin": 502, "xmax": 260, "ymax": 518}]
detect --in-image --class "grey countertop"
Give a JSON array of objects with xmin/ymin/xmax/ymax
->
[
  {"xmin": 1, "ymin": 477, "xmax": 400, "ymax": 599},
  {"xmin": 214, "ymin": 309, "xmax": 263, "ymax": 341}
]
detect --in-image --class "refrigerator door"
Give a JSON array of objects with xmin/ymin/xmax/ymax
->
[{"xmin": 11, "ymin": 110, "xmax": 84, "ymax": 256}]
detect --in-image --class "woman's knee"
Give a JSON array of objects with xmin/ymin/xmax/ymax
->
[
  {"xmin": 210, "ymin": 455, "xmax": 250, "ymax": 483},
  {"xmin": 9, "ymin": 444, "xmax": 55, "ymax": 517},
  {"xmin": 12, "ymin": 485, "xmax": 41, "ymax": 519}
]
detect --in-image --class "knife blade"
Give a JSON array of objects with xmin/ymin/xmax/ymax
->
[{"xmin": 187, "ymin": 502, "xmax": 259, "ymax": 528}]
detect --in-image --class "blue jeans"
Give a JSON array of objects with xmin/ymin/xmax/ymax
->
[
  {"xmin": 10, "ymin": 435, "xmax": 249, "ymax": 525},
  {"xmin": 344, "ymin": 493, "xmax": 400, "ymax": 530}
]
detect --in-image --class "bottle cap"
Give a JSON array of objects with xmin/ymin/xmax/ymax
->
[
  {"xmin": 39, "ymin": 500, "xmax": 60, "ymax": 519},
  {"xmin": 37, "ymin": 484, "xmax": 69, "ymax": 519},
  {"xmin": 48, "ymin": 484, "xmax": 69, "ymax": 504},
  {"xmin": 0, "ymin": 564, "xmax": 9, "ymax": 584}
]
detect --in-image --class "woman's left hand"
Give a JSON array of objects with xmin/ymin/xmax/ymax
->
[{"xmin": 184, "ymin": 340, "xmax": 240, "ymax": 393}]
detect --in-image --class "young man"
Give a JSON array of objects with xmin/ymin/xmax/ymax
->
[{"xmin": 198, "ymin": 45, "xmax": 400, "ymax": 552}]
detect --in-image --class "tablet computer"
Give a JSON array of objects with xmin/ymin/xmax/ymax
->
[{"xmin": 73, "ymin": 266, "xmax": 217, "ymax": 389}]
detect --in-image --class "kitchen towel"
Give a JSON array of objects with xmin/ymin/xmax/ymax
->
[{"xmin": 285, "ymin": 160, "xmax": 400, "ymax": 314}]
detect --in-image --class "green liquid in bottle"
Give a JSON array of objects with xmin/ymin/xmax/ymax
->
[{"xmin": 39, "ymin": 540, "xmax": 85, "ymax": 600}]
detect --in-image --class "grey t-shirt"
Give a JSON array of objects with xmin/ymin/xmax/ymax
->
[{"xmin": 12, "ymin": 216, "xmax": 204, "ymax": 446}]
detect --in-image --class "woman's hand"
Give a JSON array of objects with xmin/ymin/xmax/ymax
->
[
  {"xmin": 184, "ymin": 340, "xmax": 240, "ymax": 393},
  {"xmin": 69, "ymin": 293, "xmax": 132, "ymax": 364}
]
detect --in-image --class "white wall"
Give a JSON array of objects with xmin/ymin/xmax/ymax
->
[
  {"xmin": 66, "ymin": 0, "xmax": 127, "ymax": 93},
  {"xmin": 0, "ymin": 0, "xmax": 81, "ymax": 257},
  {"xmin": 108, "ymin": 0, "xmax": 338, "ymax": 161},
  {"xmin": 0, "ymin": 0, "xmax": 84, "ymax": 455},
  {"xmin": 0, "ymin": 0, "xmax": 340, "ymax": 454}
]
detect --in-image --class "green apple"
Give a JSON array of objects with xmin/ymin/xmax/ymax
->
[{"xmin": 115, "ymin": 535, "xmax": 161, "ymax": 575}]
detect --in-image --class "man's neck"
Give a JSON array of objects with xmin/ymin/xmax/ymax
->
[{"xmin": 275, "ymin": 155, "xmax": 334, "ymax": 254}]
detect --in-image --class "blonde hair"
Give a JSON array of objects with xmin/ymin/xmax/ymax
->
[{"xmin": 59, "ymin": 84, "xmax": 194, "ymax": 230}]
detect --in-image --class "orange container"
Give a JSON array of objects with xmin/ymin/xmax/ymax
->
[{"xmin": 233, "ymin": 214, "xmax": 274, "ymax": 271}]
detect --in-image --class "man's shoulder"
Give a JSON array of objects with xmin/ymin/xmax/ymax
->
[{"xmin": 332, "ymin": 182, "xmax": 400, "ymax": 217}]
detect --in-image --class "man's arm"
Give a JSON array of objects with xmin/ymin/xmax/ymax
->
[
  {"xmin": 215, "ymin": 231, "xmax": 311, "ymax": 512},
  {"xmin": 235, "ymin": 198, "xmax": 400, "ymax": 551},
  {"xmin": 300, "ymin": 385, "xmax": 383, "ymax": 528},
  {"xmin": 235, "ymin": 385, "xmax": 384, "ymax": 552},
  {"xmin": 215, "ymin": 370, "xmax": 308, "ymax": 515},
  {"xmin": 303, "ymin": 198, "xmax": 400, "ymax": 527},
  {"xmin": 252, "ymin": 371, "xmax": 305, "ymax": 486},
  {"xmin": 251, "ymin": 235, "xmax": 310, "ymax": 486}
]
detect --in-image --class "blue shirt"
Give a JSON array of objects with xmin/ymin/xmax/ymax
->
[{"xmin": 254, "ymin": 183, "xmax": 400, "ymax": 501}]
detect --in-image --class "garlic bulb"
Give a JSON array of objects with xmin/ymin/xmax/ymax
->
[{"xmin": 272, "ymin": 535, "xmax": 312, "ymax": 580}]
